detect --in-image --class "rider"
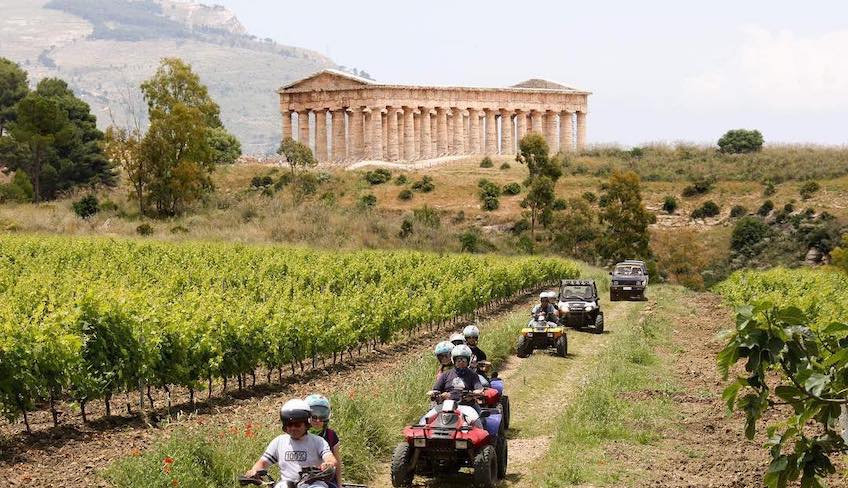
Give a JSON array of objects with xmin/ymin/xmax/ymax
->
[
  {"xmin": 449, "ymin": 332, "xmax": 466, "ymax": 346},
  {"xmin": 245, "ymin": 398, "xmax": 339, "ymax": 488},
  {"xmin": 305, "ymin": 394, "xmax": 342, "ymax": 488},
  {"xmin": 424, "ymin": 345, "xmax": 484, "ymax": 426},
  {"xmin": 531, "ymin": 291, "xmax": 559, "ymax": 323},
  {"xmin": 470, "ymin": 354, "xmax": 490, "ymax": 387},
  {"xmin": 463, "ymin": 325, "xmax": 487, "ymax": 362},
  {"xmin": 433, "ymin": 340, "xmax": 455, "ymax": 378}
]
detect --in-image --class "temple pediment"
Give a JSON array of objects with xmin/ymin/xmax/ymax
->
[{"xmin": 280, "ymin": 69, "xmax": 373, "ymax": 92}]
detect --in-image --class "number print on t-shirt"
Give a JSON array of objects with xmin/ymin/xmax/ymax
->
[
  {"xmin": 284, "ymin": 450, "xmax": 308, "ymax": 461},
  {"xmin": 451, "ymin": 377, "xmax": 466, "ymax": 389}
]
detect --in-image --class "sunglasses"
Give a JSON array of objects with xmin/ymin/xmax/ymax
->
[{"xmin": 310, "ymin": 415, "xmax": 329, "ymax": 421}]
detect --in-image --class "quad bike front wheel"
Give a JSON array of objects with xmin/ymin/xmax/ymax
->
[
  {"xmin": 515, "ymin": 336, "xmax": 532, "ymax": 358},
  {"xmin": 473, "ymin": 444, "xmax": 498, "ymax": 488},
  {"xmin": 390, "ymin": 442, "xmax": 414, "ymax": 487},
  {"xmin": 496, "ymin": 434, "xmax": 508, "ymax": 479},
  {"xmin": 555, "ymin": 335, "xmax": 568, "ymax": 357},
  {"xmin": 500, "ymin": 395, "xmax": 510, "ymax": 430},
  {"xmin": 594, "ymin": 312, "xmax": 605, "ymax": 334}
]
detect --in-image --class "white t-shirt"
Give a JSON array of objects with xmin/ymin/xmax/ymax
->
[{"xmin": 261, "ymin": 433, "xmax": 331, "ymax": 483}]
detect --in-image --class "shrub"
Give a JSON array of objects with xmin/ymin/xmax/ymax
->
[
  {"xmin": 398, "ymin": 218, "xmax": 413, "ymax": 238},
  {"xmin": 0, "ymin": 171, "xmax": 34, "ymax": 203},
  {"xmin": 136, "ymin": 223, "xmax": 153, "ymax": 236},
  {"xmin": 458, "ymin": 229, "xmax": 493, "ymax": 253},
  {"xmin": 250, "ymin": 175, "xmax": 273, "ymax": 189},
  {"xmin": 512, "ymin": 219, "xmax": 530, "ymax": 234},
  {"xmin": 72, "ymin": 195, "xmax": 100, "ymax": 219},
  {"xmin": 394, "ymin": 174, "xmax": 408, "ymax": 185},
  {"xmin": 364, "ymin": 168, "xmax": 392, "ymax": 185},
  {"xmin": 731, "ymin": 216, "xmax": 770, "ymax": 252},
  {"xmin": 480, "ymin": 157, "xmax": 493, "ymax": 168},
  {"xmin": 499, "ymin": 162, "xmax": 511, "ymax": 170},
  {"xmin": 552, "ymin": 198, "xmax": 567, "ymax": 211},
  {"xmin": 171, "ymin": 225, "xmax": 189, "ymax": 234},
  {"xmin": 100, "ymin": 199, "xmax": 119, "ymax": 212},
  {"xmin": 757, "ymin": 200, "xmax": 774, "ymax": 217},
  {"xmin": 729, "ymin": 205, "xmax": 747, "ymax": 218},
  {"xmin": 681, "ymin": 177, "xmax": 714, "ymax": 197},
  {"xmin": 581, "ymin": 191, "xmax": 597, "ymax": 204},
  {"xmin": 398, "ymin": 189, "xmax": 413, "ymax": 201},
  {"xmin": 799, "ymin": 181, "xmax": 820, "ymax": 200},
  {"xmin": 413, "ymin": 205, "xmax": 441, "ymax": 228},
  {"xmin": 502, "ymin": 182, "xmax": 521, "ymax": 195},
  {"xmin": 481, "ymin": 196, "xmax": 499, "ymax": 211},
  {"xmin": 763, "ymin": 181, "xmax": 776, "ymax": 197},
  {"xmin": 661, "ymin": 195, "xmax": 678, "ymax": 214},
  {"xmin": 478, "ymin": 179, "xmax": 501, "ymax": 211},
  {"xmin": 411, "ymin": 176, "xmax": 434, "ymax": 193},
  {"xmin": 690, "ymin": 200, "xmax": 720, "ymax": 219},
  {"xmin": 359, "ymin": 193, "xmax": 377, "ymax": 209},
  {"xmin": 717, "ymin": 129, "xmax": 764, "ymax": 154}
]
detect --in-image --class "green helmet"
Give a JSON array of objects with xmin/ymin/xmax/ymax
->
[{"xmin": 305, "ymin": 393, "xmax": 331, "ymax": 421}]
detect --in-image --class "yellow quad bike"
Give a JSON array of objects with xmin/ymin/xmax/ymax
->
[{"xmin": 516, "ymin": 312, "xmax": 568, "ymax": 358}]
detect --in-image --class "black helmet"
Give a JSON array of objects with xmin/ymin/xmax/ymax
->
[{"xmin": 279, "ymin": 399, "xmax": 311, "ymax": 427}]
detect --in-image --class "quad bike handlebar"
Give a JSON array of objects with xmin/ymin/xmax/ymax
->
[{"xmin": 239, "ymin": 466, "xmax": 338, "ymax": 487}]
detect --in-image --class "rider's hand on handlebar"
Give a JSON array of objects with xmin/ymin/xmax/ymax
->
[{"xmin": 320, "ymin": 462, "xmax": 333, "ymax": 471}]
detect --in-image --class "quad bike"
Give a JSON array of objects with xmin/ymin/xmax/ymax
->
[
  {"xmin": 238, "ymin": 466, "xmax": 367, "ymax": 488},
  {"xmin": 557, "ymin": 279, "xmax": 605, "ymax": 334},
  {"xmin": 477, "ymin": 361, "xmax": 510, "ymax": 430},
  {"xmin": 391, "ymin": 392, "xmax": 507, "ymax": 488},
  {"xmin": 516, "ymin": 312, "xmax": 568, "ymax": 358}
]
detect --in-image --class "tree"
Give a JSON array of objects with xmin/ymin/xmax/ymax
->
[
  {"xmin": 103, "ymin": 126, "xmax": 146, "ymax": 214},
  {"xmin": 550, "ymin": 197, "xmax": 601, "ymax": 261},
  {"xmin": 277, "ymin": 137, "xmax": 316, "ymax": 175},
  {"xmin": 207, "ymin": 126, "xmax": 241, "ymax": 164},
  {"xmin": 140, "ymin": 58, "xmax": 222, "ymax": 127},
  {"xmin": 596, "ymin": 170, "xmax": 654, "ymax": 262},
  {"xmin": 718, "ymin": 129, "xmax": 763, "ymax": 154},
  {"xmin": 832, "ymin": 234, "xmax": 848, "ymax": 273},
  {"xmin": 0, "ymin": 58, "xmax": 29, "ymax": 137},
  {"xmin": 520, "ymin": 175, "xmax": 555, "ymax": 237},
  {"xmin": 9, "ymin": 93, "xmax": 70, "ymax": 202},
  {"xmin": 516, "ymin": 133, "xmax": 562, "ymax": 182}
]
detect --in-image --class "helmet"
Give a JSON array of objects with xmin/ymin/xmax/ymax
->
[
  {"xmin": 434, "ymin": 341, "xmax": 454, "ymax": 356},
  {"xmin": 540, "ymin": 291, "xmax": 556, "ymax": 301},
  {"xmin": 279, "ymin": 398, "xmax": 311, "ymax": 427},
  {"xmin": 451, "ymin": 344, "xmax": 473, "ymax": 364},
  {"xmin": 449, "ymin": 332, "xmax": 466, "ymax": 346},
  {"xmin": 305, "ymin": 394, "xmax": 331, "ymax": 421},
  {"xmin": 463, "ymin": 325, "xmax": 480, "ymax": 339}
]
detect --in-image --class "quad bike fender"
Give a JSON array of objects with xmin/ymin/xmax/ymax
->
[
  {"xmin": 482, "ymin": 412, "xmax": 502, "ymax": 439},
  {"xmin": 404, "ymin": 426, "xmax": 427, "ymax": 441},
  {"xmin": 455, "ymin": 426, "xmax": 491, "ymax": 448},
  {"xmin": 483, "ymin": 387, "xmax": 500, "ymax": 406},
  {"xmin": 489, "ymin": 378, "xmax": 504, "ymax": 396}
]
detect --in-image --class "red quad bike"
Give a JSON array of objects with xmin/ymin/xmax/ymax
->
[
  {"xmin": 391, "ymin": 393, "xmax": 506, "ymax": 488},
  {"xmin": 238, "ymin": 466, "xmax": 367, "ymax": 488}
]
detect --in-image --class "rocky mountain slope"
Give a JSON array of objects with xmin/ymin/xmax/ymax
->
[{"xmin": 0, "ymin": 0, "xmax": 345, "ymax": 153}]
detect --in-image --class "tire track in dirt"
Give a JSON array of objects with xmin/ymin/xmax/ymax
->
[{"xmin": 369, "ymin": 298, "xmax": 644, "ymax": 488}]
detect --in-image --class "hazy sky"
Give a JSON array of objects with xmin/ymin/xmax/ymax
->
[{"xmin": 215, "ymin": 0, "xmax": 848, "ymax": 146}]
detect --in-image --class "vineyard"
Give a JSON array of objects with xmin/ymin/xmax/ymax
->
[
  {"xmin": 714, "ymin": 267, "xmax": 848, "ymax": 327},
  {"xmin": 0, "ymin": 235, "xmax": 578, "ymax": 432}
]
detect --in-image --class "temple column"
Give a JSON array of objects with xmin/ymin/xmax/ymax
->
[
  {"xmin": 281, "ymin": 110, "xmax": 292, "ymax": 140},
  {"xmin": 500, "ymin": 109, "xmax": 514, "ymax": 154},
  {"xmin": 515, "ymin": 110, "xmax": 526, "ymax": 144},
  {"xmin": 530, "ymin": 110, "xmax": 543, "ymax": 134},
  {"xmin": 413, "ymin": 111, "xmax": 421, "ymax": 159},
  {"xmin": 576, "ymin": 111, "xmax": 587, "ymax": 150},
  {"xmin": 545, "ymin": 110, "xmax": 559, "ymax": 153},
  {"xmin": 297, "ymin": 109, "xmax": 310, "ymax": 146},
  {"xmin": 402, "ymin": 107, "xmax": 414, "ymax": 160},
  {"xmin": 436, "ymin": 107, "xmax": 448, "ymax": 155},
  {"xmin": 419, "ymin": 107, "xmax": 432, "ymax": 159},
  {"xmin": 452, "ymin": 108, "xmax": 465, "ymax": 154},
  {"xmin": 387, "ymin": 107, "xmax": 400, "ymax": 161},
  {"xmin": 381, "ymin": 112, "xmax": 388, "ymax": 159},
  {"xmin": 468, "ymin": 109, "xmax": 480, "ymax": 154},
  {"xmin": 349, "ymin": 107, "xmax": 364, "ymax": 161},
  {"xmin": 484, "ymin": 109, "xmax": 497, "ymax": 154},
  {"xmin": 560, "ymin": 110, "xmax": 573, "ymax": 152},
  {"xmin": 370, "ymin": 107, "xmax": 383, "ymax": 160},
  {"xmin": 332, "ymin": 109, "xmax": 346, "ymax": 162},
  {"xmin": 315, "ymin": 109, "xmax": 328, "ymax": 161}
]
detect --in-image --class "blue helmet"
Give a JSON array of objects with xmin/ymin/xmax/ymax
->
[
  {"xmin": 434, "ymin": 341, "xmax": 454, "ymax": 356},
  {"xmin": 305, "ymin": 394, "xmax": 331, "ymax": 421}
]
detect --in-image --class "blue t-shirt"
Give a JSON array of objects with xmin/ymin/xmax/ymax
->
[{"xmin": 433, "ymin": 367, "xmax": 483, "ymax": 401}]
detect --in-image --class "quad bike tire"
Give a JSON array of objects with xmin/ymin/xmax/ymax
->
[
  {"xmin": 555, "ymin": 335, "xmax": 568, "ymax": 357},
  {"xmin": 594, "ymin": 312, "xmax": 605, "ymax": 334},
  {"xmin": 390, "ymin": 442, "xmax": 414, "ymax": 487},
  {"xmin": 500, "ymin": 395, "xmax": 510, "ymax": 430},
  {"xmin": 515, "ymin": 336, "xmax": 532, "ymax": 358},
  {"xmin": 473, "ymin": 444, "xmax": 498, "ymax": 488},
  {"xmin": 610, "ymin": 291, "xmax": 619, "ymax": 302},
  {"xmin": 496, "ymin": 434, "xmax": 508, "ymax": 479}
]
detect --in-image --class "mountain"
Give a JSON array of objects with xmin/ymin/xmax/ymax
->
[{"xmin": 0, "ymin": 0, "xmax": 362, "ymax": 153}]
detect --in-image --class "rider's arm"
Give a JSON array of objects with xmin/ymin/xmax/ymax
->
[
  {"xmin": 320, "ymin": 450, "xmax": 338, "ymax": 470},
  {"xmin": 245, "ymin": 458, "xmax": 271, "ymax": 478},
  {"xmin": 332, "ymin": 443, "xmax": 342, "ymax": 485}
]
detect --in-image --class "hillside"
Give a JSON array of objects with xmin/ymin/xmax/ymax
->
[{"xmin": 0, "ymin": 0, "xmax": 351, "ymax": 153}]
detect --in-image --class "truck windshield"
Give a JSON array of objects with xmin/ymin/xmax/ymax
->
[{"xmin": 561, "ymin": 285, "xmax": 592, "ymax": 298}]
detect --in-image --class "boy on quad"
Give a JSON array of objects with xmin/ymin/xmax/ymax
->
[
  {"xmin": 463, "ymin": 325, "xmax": 487, "ymax": 362},
  {"xmin": 424, "ymin": 345, "xmax": 484, "ymax": 425},
  {"xmin": 433, "ymin": 340, "xmax": 454, "ymax": 378},
  {"xmin": 531, "ymin": 291, "xmax": 559, "ymax": 323},
  {"xmin": 305, "ymin": 394, "xmax": 343, "ymax": 488},
  {"xmin": 244, "ymin": 398, "xmax": 339, "ymax": 488}
]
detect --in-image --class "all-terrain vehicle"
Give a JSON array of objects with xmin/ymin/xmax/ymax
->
[
  {"xmin": 477, "ymin": 361, "xmax": 510, "ymax": 430},
  {"xmin": 391, "ymin": 394, "xmax": 506, "ymax": 488},
  {"xmin": 610, "ymin": 260, "xmax": 648, "ymax": 301},
  {"xmin": 238, "ymin": 466, "xmax": 367, "ymax": 488},
  {"xmin": 557, "ymin": 279, "xmax": 604, "ymax": 334},
  {"xmin": 516, "ymin": 312, "xmax": 568, "ymax": 358}
]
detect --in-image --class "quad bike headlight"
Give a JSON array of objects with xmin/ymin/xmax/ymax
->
[
  {"xmin": 455, "ymin": 440, "xmax": 469, "ymax": 449},
  {"xmin": 547, "ymin": 332, "xmax": 554, "ymax": 337},
  {"xmin": 414, "ymin": 438, "xmax": 426, "ymax": 447}
]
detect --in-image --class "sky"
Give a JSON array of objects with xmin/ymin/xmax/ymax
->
[{"xmin": 214, "ymin": 0, "xmax": 848, "ymax": 147}]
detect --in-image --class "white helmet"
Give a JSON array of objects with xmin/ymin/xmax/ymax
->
[
  {"xmin": 463, "ymin": 325, "xmax": 480, "ymax": 339},
  {"xmin": 540, "ymin": 291, "xmax": 556, "ymax": 300},
  {"xmin": 451, "ymin": 344, "xmax": 473, "ymax": 364},
  {"xmin": 279, "ymin": 398, "xmax": 311, "ymax": 426},
  {"xmin": 449, "ymin": 332, "xmax": 466, "ymax": 346}
]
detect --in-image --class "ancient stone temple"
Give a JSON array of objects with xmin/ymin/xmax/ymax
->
[{"xmin": 278, "ymin": 70, "xmax": 590, "ymax": 163}]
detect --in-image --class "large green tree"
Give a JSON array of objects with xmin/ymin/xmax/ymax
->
[
  {"xmin": 596, "ymin": 169, "xmax": 654, "ymax": 262},
  {"xmin": 516, "ymin": 133, "xmax": 562, "ymax": 183},
  {"xmin": 0, "ymin": 57, "xmax": 29, "ymax": 137}
]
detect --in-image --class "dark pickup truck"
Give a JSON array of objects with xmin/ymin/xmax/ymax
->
[{"xmin": 610, "ymin": 260, "xmax": 648, "ymax": 301}]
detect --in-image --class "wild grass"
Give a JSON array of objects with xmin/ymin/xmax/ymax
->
[{"xmin": 529, "ymin": 285, "xmax": 681, "ymax": 486}]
